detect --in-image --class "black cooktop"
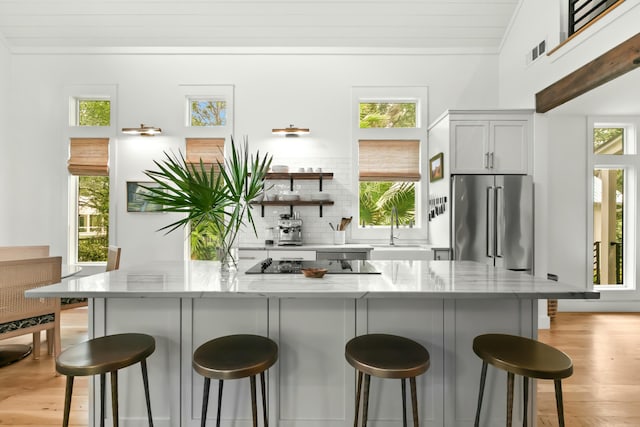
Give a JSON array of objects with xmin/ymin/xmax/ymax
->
[{"xmin": 245, "ymin": 258, "xmax": 380, "ymax": 274}]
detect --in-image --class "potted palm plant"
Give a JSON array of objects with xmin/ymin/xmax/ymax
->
[{"xmin": 142, "ymin": 136, "xmax": 272, "ymax": 271}]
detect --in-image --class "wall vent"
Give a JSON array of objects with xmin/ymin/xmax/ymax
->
[{"xmin": 526, "ymin": 39, "xmax": 547, "ymax": 66}]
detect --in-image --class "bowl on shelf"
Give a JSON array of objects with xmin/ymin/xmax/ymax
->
[
  {"xmin": 279, "ymin": 194, "xmax": 300, "ymax": 201},
  {"xmin": 301, "ymin": 268, "xmax": 327, "ymax": 278},
  {"xmin": 311, "ymin": 193, "xmax": 330, "ymax": 201},
  {"xmin": 271, "ymin": 165, "xmax": 289, "ymax": 173}
]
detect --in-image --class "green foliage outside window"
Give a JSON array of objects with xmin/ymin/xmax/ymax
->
[
  {"xmin": 359, "ymin": 182, "xmax": 415, "ymax": 227},
  {"xmin": 190, "ymin": 100, "xmax": 227, "ymax": 126},
  {"xmin": 359, "ymin": 102, "xmax": 416, "ymax": 128},
  {"xmin": 78, "ymin": 176, "xmax": 109, "ymax": 262},
  {"xmin": 78, "ymin": 100, "xmax": 110, "ymax": 126}
]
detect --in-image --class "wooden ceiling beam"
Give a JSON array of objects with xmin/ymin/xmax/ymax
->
[{"xmin": 535, "ymin": 32, "xmax": 640, "ymax": 113}]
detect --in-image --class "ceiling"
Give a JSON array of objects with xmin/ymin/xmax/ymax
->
[{"xmin": 0, "ymin": 0, "xmax": 521, "ymax": 53}]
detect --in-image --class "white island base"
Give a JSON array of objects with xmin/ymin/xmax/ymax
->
[
  {"xmin": 30, "ymin": 260, "xmax": 597, "ymax": 427},
  {"xmin": 92, "ymin": 296, "xmax": 535, "ymax": 427}
]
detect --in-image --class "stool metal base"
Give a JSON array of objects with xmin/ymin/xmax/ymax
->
[
  {"xmin": 193, "ymin": 334, "xmax": 278, "ymax": 427},
  {"xmin": 0, "ymin": 344, "xmax": 32, "ymax": 367}
]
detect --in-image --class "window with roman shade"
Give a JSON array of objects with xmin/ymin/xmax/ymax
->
[
  {"xmin": 185, "ymin": 138, "xmax": 225, "ymax": 170},
  {"xmin": 67, "ymin": 138, "xmax": 109, "ymax": 176},
  {"xmin": 358, "ymin": 139, "xmax": 420, "ymax": 181}
]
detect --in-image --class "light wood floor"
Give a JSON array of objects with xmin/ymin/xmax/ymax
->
[
  {"xmin": 1, "ymin": 310, "xmax": 640, "ymax": 426},
  {"xmin": 0, "ymin": 308, "xmax": 88, "ymax": 426},
  {"xmin": 537, "ymin": 313, "xmax": 640, "ymax": 426}
]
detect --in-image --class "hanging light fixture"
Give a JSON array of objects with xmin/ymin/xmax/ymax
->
[
  {"xmin": 122, "ymin": 123, "xmax": 162, "ymax": 136},
  {"xmin": 272, "ymin": 124, "xmax": 310, "ymax": 137}
]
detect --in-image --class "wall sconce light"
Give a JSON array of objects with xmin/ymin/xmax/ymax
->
[
  {"xmin": 122, "ymin": 123, "xmax": 162, "ymax": 136},
  {"xmin": 272, "ymin": 124, "xmax": 310, "ymax": 137}
]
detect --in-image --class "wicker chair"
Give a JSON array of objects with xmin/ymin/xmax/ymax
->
[
  {"xmin": 61, "ymin": 246, "xmax": 121, "ymax": 310},
  {"xmin": 0, "ymin": 256, "xmax": 62, "ymax": 360},
  {"xmin": 0, "ymin": 245, "xmax": 49, "ymax": 261}
]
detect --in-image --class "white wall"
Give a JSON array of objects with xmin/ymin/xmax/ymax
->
[
  {"xmin": 501, "ymin": 1, "xmax": 640, "ymax": 310},
  {"xmin": 498, "ymin": 0, "xmax": 640, "ymax": 109},
  {"xmin": 4, "ymin": 53, "xmax": 499, "ymax": 265},
  {"xmin": 0, "ymin": 41, "xmax": 10, "ymax": 238}
]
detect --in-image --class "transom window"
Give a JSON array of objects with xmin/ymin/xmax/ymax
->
[
  {"xmin": 74, "ymin": 99, "xmax": 110, "ymax": 127},
  {"xmin": 359, "ymin": 102, "xmax": 417, "ymax": 128},
  {"xmin": 188, "ymin": 98, "xmax": 227, "ymax": 127}
]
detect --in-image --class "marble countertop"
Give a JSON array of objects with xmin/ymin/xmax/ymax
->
[
  {"xmin": 26, "ymin": 260, "xmax": 599, "ymax": 300},
  {"xmin": 241, "ymin": 244, "xmax": 380, "ymax": 251}
]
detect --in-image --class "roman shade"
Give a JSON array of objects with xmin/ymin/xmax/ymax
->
[
  {"xmin": 67, "ymin": 138, "xmax": 109, "ymax": 176},
  {"xmin": 185, "ymin": 138, "xmax": 225, "ymax": 170},
  {"xmin": 358, "ymin": 139, "xmax": 420, "ymax": 181}
]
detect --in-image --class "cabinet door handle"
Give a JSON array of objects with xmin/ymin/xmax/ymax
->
[
  {"xmin": 484, "ymin": 152, "xmax": 490, "ymax": 169},
  {"xmin": 490, "ymin": 152, "xmax": 495, "ymax": 169}
]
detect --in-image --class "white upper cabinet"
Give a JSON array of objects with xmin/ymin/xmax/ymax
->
[{"xmin": 447, "ymin": 112, "xmax": 531, "ymax": 174}]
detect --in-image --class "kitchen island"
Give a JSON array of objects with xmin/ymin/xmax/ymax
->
[{"xmin": 28, "ymin": 260, "xmax": 598, "ymax": 427}]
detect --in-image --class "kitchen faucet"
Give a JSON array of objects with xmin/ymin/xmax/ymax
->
[{"xmin": 390, "ymin": 206, "xmax": 399, "ymax": 245}]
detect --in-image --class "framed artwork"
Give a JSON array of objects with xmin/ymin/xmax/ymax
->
[
  {"xmin": 126, "ymin": 181, "xmax": 164, "ymax": 212},
  {"xmin": 429, "ymin": 152, "xmax": 444, "ymax": 182}
]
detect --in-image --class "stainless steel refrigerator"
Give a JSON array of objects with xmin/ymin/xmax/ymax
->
[{"xmin": 451, "ymin": 175, "xmax": 533, "ymax": 272}]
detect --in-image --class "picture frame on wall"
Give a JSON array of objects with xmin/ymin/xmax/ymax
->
[
  {"xmin": 126, "ymin": 181, "xmax": 164, "ymax": 212},
  {"xmin": 429, "ymin": 152, "xmax": 444, "ymax": 182}
]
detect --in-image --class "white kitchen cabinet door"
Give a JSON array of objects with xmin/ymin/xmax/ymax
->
[
  {"xmin": 490, "ymin": 120, "xmax": 529, "ymax": 174},
  {"xmin": 450, "ymin": 121, "xmax": 490, "ymax": 174},
  {"xmin": 450, "ymin": 119, "xmax": 529, "ymax": 174},
  {"xmin": 238, "ymin": 249, "xmax": 268, "ymax": 260}
]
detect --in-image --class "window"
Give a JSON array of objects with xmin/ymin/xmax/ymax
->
[
  {"xmin": 188, "ymin": 98, "xmax": 227, "ymax": 127},
  {"xmin": 352, "ymin": 87, "xmax": 428, "ymax": 240},
  {"xmin": 67, "ymin": 93, "xmax": 113, "ymax": 264},
  {"xmin": 358, "ymin": 139, "xmax": 419, "ymax": 226},
  {"xmin": 180, "ymin": 85, "xmax": 234, "ymax": 260},
  {"xmin": 359, "ymin": 102, "xmax": 417, "ymax": 128},
  {"xmin": 589, "ymin": 118, "xmax": 638, "ymax": 290},
  {"xmin": 76, "ymin": 99, "xmax": 110, "ymax": 126}
]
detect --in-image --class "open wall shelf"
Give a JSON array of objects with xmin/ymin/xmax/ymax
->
[{"xmin": 254, "ymin": 172, "xmax": 334, "ymax": 217}]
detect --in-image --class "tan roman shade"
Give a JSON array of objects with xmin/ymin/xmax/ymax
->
[
  {"xmin": 67, "ymin": 138, "xmax": 109, "ymax": 176},
  {"xmin": 186, "ymin": 138, "xmax": 225, "ymax": 170},
  {"xmin": 358, "ymin": 139, "xmax": 420, "ymax": 181}
]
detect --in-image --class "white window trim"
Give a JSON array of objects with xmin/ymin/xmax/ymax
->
[
  {"xmin": 64, "ymin": 84, "xmax": 117, "ymax": 264},
  {"xmin": 350, "ymin": 86, "xmax": 428, "ymax": 243},
  {"xmin": 587, "ymin": 116, "xmax": 639, "ymax": 297}
]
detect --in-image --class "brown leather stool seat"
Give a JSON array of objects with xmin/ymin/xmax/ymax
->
[
  {"xmin": 56, "ymin": 333, "xmax": 155, "ymax": 427},
  {"xmin": 192, "ymin": 334, "xmax": 278, "ymax": 427},
  {"xmin": 345, "ymin": 333, "xmax": 431, "ymax": 427},
  {"xmin": 473, "ymin": 333, "xmax": 573, "ymax": 427}
]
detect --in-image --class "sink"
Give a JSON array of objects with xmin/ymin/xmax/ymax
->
[{"xmin": 369, "ymin": 244, "xmax": 431, "ymax": 260}]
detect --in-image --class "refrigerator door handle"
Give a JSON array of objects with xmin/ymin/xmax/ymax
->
[
  {"xmin": 495, "ymin": 186, "xmax": 504, "ymax": 258},
  {"xmin": 486, "ymin": 186, "xmax": 494, "ymax": 258}
]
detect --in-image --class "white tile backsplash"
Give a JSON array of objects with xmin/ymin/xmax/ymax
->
[{"xmin": 240, "ymin": 156, "xmax": 355, "ymax": 245}]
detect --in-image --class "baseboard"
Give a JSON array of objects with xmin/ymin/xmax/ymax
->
[{"xmin": 559, "ymin": 299, "xmax": 640, "ymax": 312}]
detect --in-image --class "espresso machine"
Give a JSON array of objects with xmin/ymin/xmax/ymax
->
[{"xmin": 278, "ymin": 214, "xmax": 303, "ymax": 246}]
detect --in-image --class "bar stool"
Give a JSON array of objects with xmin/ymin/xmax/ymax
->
[
  {"xmin": 473, "ymin": 333, "xmax": 573, "ymax": 427},
  {"xmin": 56, "ymin": 333, "xmax": 155, "ymax": 427},
  {"xmin": 192, "ymin": 334, "xmax": 278, "ymax": 427},
  {"xmin": 345, "ymin": 333, "xmax": 431, "ymax": 427}
]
